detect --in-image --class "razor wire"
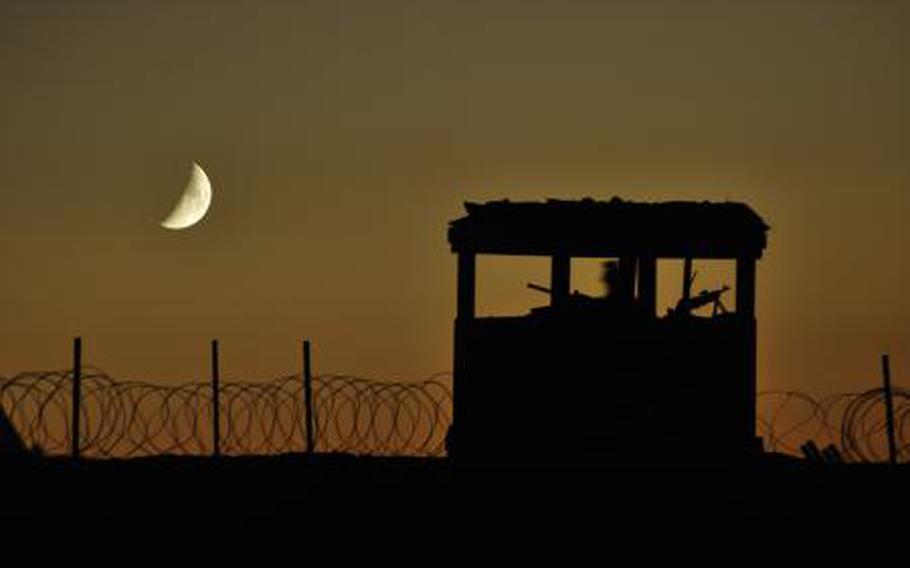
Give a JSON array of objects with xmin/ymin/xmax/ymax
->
[
  {"xmin": 756, "ymin": 388, "xmax": 910, "ymax": 462},
  {"xmin": 0, "ymin": 369, "xmax": 452, "ymax": 457},
  {"xmin": 1, "ymin": 369, "xmax": 907, "ymax": 462}
]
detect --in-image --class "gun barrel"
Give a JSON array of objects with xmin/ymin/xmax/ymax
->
[
  {"xmin": 527, "ymin": 282, "xmax": 552, "ymax": 295},
  {"xmin": 675, "ymin": 285, "xmax": 730, "ymax": 312}
]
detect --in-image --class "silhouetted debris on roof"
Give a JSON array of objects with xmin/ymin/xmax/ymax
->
[{"xmin": 448, "ymin": 198, "xmax": 769, "ymax": 258}]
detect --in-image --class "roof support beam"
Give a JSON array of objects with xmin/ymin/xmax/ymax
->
[
  {"xmin": 456, "ymin": 252, "xmax": 476, "ymax": 320},
  {"xmin": 619, "ymin": 256, "xmax": 638, "ymax": 303},
  {"xmin": 736, "ymin": 257, "xmax": 756, "ymax": 319},
  {"xmin": 550, "ymin": 254, "xmax": 570, "ymax": 307},
  {"xmin": 638, "ymin": 256, "xmax": 657, "ymax": 316}
]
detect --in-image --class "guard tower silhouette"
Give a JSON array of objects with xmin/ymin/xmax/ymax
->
[{"xmin": 447, "ymin": 198, "xmax": 769, "ymax": 463}]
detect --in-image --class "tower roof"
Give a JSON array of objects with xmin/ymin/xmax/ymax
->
[{"xmin": 448, "ymin": 198, "xmax": 769, "ymax": 259}]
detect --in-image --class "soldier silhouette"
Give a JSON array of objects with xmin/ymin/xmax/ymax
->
[{"xmin": 600, "ymin": 260, "xmax": 621, "ymax": 300}]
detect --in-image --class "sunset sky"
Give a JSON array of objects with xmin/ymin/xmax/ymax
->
[{"xmin": 1, "ymin": 0, "xmax": 906, "ymax": 393}]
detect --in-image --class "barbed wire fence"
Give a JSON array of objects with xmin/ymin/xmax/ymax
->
[
  {"xmin": 757, "ymin": 387, "xmax": 910, "ymax": 463},
  {"xmin": 0, "ymin": 369, "xmax": 452, "ymax": 457},
  {"xmin": 1, "ymin": 369, "xmax": 907, "ymax": 462}
]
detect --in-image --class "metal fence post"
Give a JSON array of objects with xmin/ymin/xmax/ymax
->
[
  {"xmin": 212, "ymin": 339, "xmax": 220, "ymax": 457},
  {"xmin": 72, "ymin": 336, "xmax": 82, "ymax": 459},
  {"xmin": 303, "ymin": 340, "xmax": 314, "ymax": 454},
  {"xmin": 882, "ymin": 354, "xmax": 897, "ymax": 465}
]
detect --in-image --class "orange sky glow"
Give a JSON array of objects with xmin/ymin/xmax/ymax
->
[{"xmin": 0, "ymin": 1, "xmax": 907, "ymax": 394}]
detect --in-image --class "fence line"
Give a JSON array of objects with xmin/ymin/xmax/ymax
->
[
  {"xmin": 0, "ymin": 369, "xmax": 452, "ymax": 457},
  {"xmin": 757, "ymin": 388, "xmax": 910, "ymax": 462},
  {"xmin": 1, "ymin": 369, "xmax": 907, "ymax": 461}
]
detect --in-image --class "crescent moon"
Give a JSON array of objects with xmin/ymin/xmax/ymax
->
[{"xmin": 161, "ymin": 162, "xmax": 213, "ymax": 230}]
